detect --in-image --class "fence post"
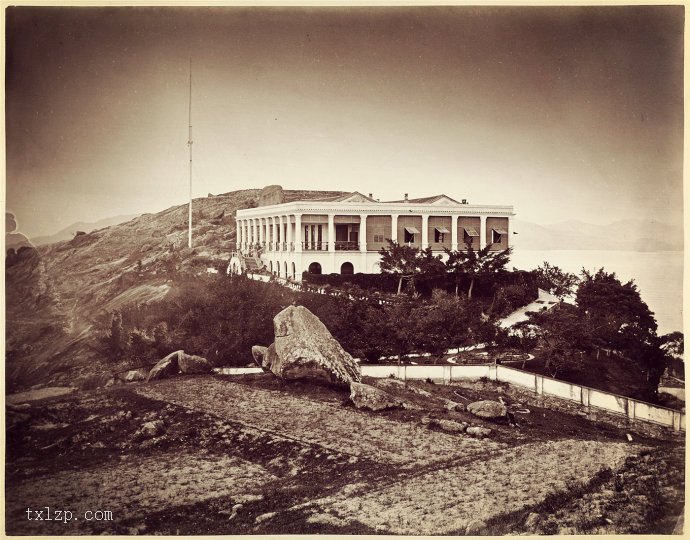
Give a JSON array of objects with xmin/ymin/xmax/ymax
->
[
  {"xmin": 489, "ymin": 364, "xmax": 498, "ymax": 381},
  {"xmin": 535, "ymin": 375, "xmax": 544, "ymax": 396},
  {"xmin": 581, "ymin": 387, "xmax": 590, "ymax": 411}
]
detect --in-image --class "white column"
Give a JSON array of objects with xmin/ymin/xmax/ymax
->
[
  {"xmin": 240, "ymin": 220, "xmax": 244, "ymax": 250},
  {"xmin": 360, "ymin": 214, "xmax": 368, "ymax": 252},
  {"xmin": 480, "ymin": 216, "xmax": 487, "ymax": 248},
  {"xmin": 278, "ymin": 215, "xmax": 284, "ymax": 250},
  {"xmin": 272, "ymin": 217, "xmax": 278, "ymax": 251},
  {"xmin": 236, "ymin": 219, "xmax": 241, "ymax": 250},
  {"xmin": 248, "ymin": 219, "xmax": 254, "ymax": 248},
  {"xmin": 508, "ymin": 215, "xmax": 513, "ymax": 249},
  {"xmin": 287, "ymin": 215, "xmax": 294, "ymax": 250},
  {"xmin": 390, "ymin": 214, "xmax": 398, "ymax": 243},
  {"xmin": 258, "ymin": 218, "xmax": 264, "ymax": 246},
  {"xmin": 421, "ymin": 214, "xmax": 429, "ymax": 249},
  {"xmin": 328, "ymin": 214, "xmax": 335, "ymax": 253},
  {"xmin": 451, "ymin": 215, "xmax": 458, "ymax": 251},
  {"xmin": 294, "ymin": 214, "xmax": 302, "ymax": 252}
]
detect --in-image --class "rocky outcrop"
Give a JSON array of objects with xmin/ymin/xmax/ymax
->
[
  {"xmin": 467, "ymin": 400, "xmax": 507, "ymax": 420},
  {"xmin": 178, "ymin": 353, "xmax": 212, "ymax": 374},
  {"xmin": 350, "ymin": 382, "xmax": 404, "ymax": 411},
  {"xmin": 254, "ymin": 305, "xmax": 361, "ymax": 387},
  {"xmin": 257, "ymin": 185, "xmax": 285, "ymax": 207}
]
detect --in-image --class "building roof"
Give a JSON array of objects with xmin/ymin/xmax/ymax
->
[
  {"xmin": 311, "ymin": 191, "xmax": 378, "ymax": 203},
  {"xmin": 384, "ymin": 194, "xmax": 462, "ymax": 205}
]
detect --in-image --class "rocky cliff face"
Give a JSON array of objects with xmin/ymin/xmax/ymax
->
[{"xmin": 5, "ymin": 188, "xmax": 346, "ymax": 392}]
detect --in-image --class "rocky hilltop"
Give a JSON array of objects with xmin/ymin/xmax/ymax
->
[{"xmin": 6, "ymin": 188, "xmax": 345, "ymax": 392}]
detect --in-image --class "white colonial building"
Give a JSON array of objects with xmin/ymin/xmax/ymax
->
[{"xmin": 231, "ymin": 190, "xmax": 514, "ymax": 281}]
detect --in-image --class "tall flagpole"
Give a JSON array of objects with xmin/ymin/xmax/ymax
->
[{"xmin": 187, "ymin": 58, "xmax": 193, "ymax": 249}]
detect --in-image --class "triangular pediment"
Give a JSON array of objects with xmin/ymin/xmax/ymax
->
[
  {"xmin": 339, "ymin": 192, "xmax": 376, "ymax": 203},
  {"xmin": 430, "ymin": 195, "xmax": 461, "ymax": 205}
]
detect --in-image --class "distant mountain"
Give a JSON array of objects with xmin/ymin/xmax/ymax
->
[
  {"xmin": 30, "ymin": 214, "xmax": 139, "ymax": 246},
  {"xmin": 512, "ymin": 218, "xmax": 683, "ymax": 252}
]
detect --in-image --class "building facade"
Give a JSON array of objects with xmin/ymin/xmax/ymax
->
[{"xmin": 232, "ymin": 191, "xmax": 514, "ymax": 281}]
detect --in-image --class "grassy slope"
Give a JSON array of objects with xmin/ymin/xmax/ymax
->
[{"xmin": 5, "ymin": 189, "xmax": 346, "ymax": 392}]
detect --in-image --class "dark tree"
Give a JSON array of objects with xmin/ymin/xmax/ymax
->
[
  {"xmin": 378, "ymin": 240, "xmax": 422, "ymax": 295},
  {"xmin": 534, "ymin": 261, "xmax": 579, "ymax": 299},
  {"xmin": 445, "ymin": 242, "xmax": 512, "ymax": 299}
]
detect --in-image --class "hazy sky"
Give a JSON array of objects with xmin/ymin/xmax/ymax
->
[{"xmin": 6, "ymin": 6, "xmax": 684, "ymax": 238}]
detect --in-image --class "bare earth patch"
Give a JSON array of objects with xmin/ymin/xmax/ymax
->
[
  {"xmin": 7, "ymin": 451, "xmax": 275, "ymax": 535},
  {"xmin": 7, "ymin": 386, "xmax": 75, "ymax": 404},
  {"xmin": 298, "ymin": 439, "xmax": 640, "ymax": 534},
  {"xmin": 136, "ymin": 377, "xmax": 506, "ymax": 467}
]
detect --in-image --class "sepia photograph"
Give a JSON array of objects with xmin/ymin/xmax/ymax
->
[{"xmin": 5, "ymin": 3, "xmax": 685, "ymax": 536}]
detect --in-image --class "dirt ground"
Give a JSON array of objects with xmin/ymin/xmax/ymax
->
[{"xmin": 5, "ymin": 373, "xmax": 685, "ymax": 535}]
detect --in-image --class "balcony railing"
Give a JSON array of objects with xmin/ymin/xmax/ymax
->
[
  {"xmin": 302, "ymin": 242, "xmax": 328, "ymax": 251},
  {"xmin": 335, "ymin": 240, "xmax": 359, "ymax": 251}
]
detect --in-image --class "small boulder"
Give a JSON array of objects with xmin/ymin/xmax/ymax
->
[
  {"xmin": 467, "ymin": 400, "xmax": 507, "ymax": 419},
  {"xmin": 466, "ymin": 426, "xmax": 492, "ymax": 438},
  {"xmin": 442, "ymin": 399, "xmax": 465, "ymax": 412},
  {"xmin": 429, "ymin": 418, "xmax": 466, "ymax": 434},
  {"xmin": 139, "ymin": 420, "xmax": 165, "ymax": 439},
  {"xmin": 251, "ymin": 346, "xmax": 268, "ymax": 368},
  {"xmin": 350, "ymin": 382, "xmax": 404, "ymax": 411},
  {"xmin": 146, "ymin": 350, "xmax": 182, "ymax": 382},
  {"xmin": 122, "ymin": 368, "xmax": 148, "ymax": 383},
  {"xmin": 178, "ymin": 352, "xmax": 212, "ymax": 374}
]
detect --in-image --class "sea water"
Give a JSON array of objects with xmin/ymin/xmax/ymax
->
[{"xmin": 510, "ymin": 249, "xmax": 684, "ymax": 335}]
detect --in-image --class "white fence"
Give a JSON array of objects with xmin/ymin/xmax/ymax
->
[{"xmin": 215, "ymin": 363, "xmax": 684, "ymax": 431}]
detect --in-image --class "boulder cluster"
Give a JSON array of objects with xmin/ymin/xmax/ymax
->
[{"xmin": 252, "ymin": 305, "xmax": 507, "ymax": 440}]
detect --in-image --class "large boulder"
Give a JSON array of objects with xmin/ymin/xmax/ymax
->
[
  {"xmin": 257, "ymin": 305, "xmax": 361, "ymax": 387},
  {"xmin": 178, "ymin": 352, "xmax": 212, "ymax": 374},
  {"xmin": 467, "ymin": 400, "xmax": 507, "ymax": 419},
  {"xmin": 146, "ymin": 350, "xmax": 182, "ymax": 382},
  {"xmin": 350, "ymin": 382, "xmax": 403, "ymax": 411}
]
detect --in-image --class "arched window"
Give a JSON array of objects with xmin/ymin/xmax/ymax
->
[
  {"xmin": 308, "ymin": 262, "xmax": 322, "ymax": 275},
  {"xmin": 284, "ymin": 261, "xmax": 288, "ymax": 278},
  {"xmin": 291, "ymin": 262, "xmax": 296, "ymax": 280},
  {"xmin": 275, "ymin": 261, "xmax": 280, "ymax": 275},
  {"xmin": 269, "ymin": 261, "xmax": 273, "ymax": 273},
  {"xmin": 340, "ymin": 261, "xmax": 354, "ymax": 275}
]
